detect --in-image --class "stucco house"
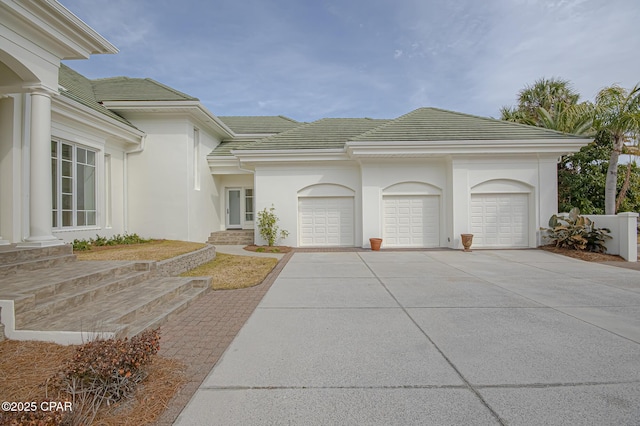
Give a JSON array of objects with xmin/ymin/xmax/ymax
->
[{"xmin": 0, "ymin": 0, "xmax": 591, "ymax": 252}]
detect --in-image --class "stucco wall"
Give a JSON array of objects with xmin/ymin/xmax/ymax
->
[
  {"xmin": 254, "ymin": 163, "xmax": 360, "ymax": 247},
  {"xmin": 126, "ymin": 117, "xmax": 222, "ymax": 242}
]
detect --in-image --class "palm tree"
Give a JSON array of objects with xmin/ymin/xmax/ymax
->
[
  {"xmin": 500, "ymin": 77, "xmax": 591, "ymax": 134},
  {"xmin": 595, "ymin": 84, "xmax": 640, "ymax": 214}
]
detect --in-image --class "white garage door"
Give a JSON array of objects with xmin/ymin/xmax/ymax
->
[
  {"xmin": 470, "ymin": 193, "xmax": 529, "ymax": 247},
  {"xmin": 298, "ymin": 197, "xmax": 354, "ymax": 246},
  {"xmin": 383, "ymin": 195, "xmax": 440, "ymax": 247}
]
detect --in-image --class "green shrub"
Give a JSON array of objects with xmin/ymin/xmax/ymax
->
[
  {"xmin": 257, "ymin": 205, "xmax": 289, "ymax": 247},
  {"xmin": 543, "ymin": 207, "xmax": 611, "ymax": 253},
  {"xmin": 71, "ymin": 233, "xmax": 151, "ymax": 251}
]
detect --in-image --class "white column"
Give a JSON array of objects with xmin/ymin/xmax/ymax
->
[
  {"xmin": 0, "ymin": 96, "xmax": 9, "ymax": 245},
  {"xmin": 18, "ymin": 89, "xmax": 62, "ymax": 247}
]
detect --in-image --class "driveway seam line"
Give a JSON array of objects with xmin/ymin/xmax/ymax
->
[{"xmin": 356, "ymin": 252, "xmax": 508, "ymax": 426}]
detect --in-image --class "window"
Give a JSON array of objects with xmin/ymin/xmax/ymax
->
[
  {"xmin": 245, "ymin": 188, "xmax": 254, "ymax": 221},
  {"xmin": 51, "ymin": 140, "xmax": 97, "ymax": 228}
]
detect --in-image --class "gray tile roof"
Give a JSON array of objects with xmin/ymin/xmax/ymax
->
[
  {"xmin": 58, "ymin": 64, "xmax": 134, "ymax": 127},
  {"xmin": 218, "ymin": 116, "xmax": 301, "ymax": 134},
  {"xmin": 91, "ymin": 76, "xmax": 198, "ymax": 102},
  {"xmin": 350, "ymin": 107, "xmax": 585, "ymax": 142},
  {"xmin": 235, "ymin": 118, "xmax": 391, "ymax": 151}
]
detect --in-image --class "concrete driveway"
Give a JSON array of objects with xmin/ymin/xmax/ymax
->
[{"xmin": 175, "ymin": 250, "xmax": 640, "ymax": 425}]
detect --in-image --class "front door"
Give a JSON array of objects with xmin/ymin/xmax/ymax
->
[{"xmin": 226, "ymin": 189, "xmax": 242, "ymax": 229}]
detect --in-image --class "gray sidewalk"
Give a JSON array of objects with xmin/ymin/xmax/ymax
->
[{"xmin": 174, "ymin": 250, "xmax": 640, "ymax": 425}]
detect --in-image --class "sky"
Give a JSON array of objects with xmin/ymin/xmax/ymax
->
[{"xmin": 59, "ymin": 0, "xmax": 640, "ymax": 123}]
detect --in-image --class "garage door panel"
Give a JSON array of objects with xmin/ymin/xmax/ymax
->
[
  {"xmin": 471, "ymin": 193, "xmax": 529, "ymax": 248},
  {"xmin": 298, "ymin": 197, "xmax": 354, "ymax": 247},
  {"xmin": 383, "ymin": 195, "xmax": 440, "ymax": 247}
]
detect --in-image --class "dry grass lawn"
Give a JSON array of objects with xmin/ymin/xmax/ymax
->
[
  {"xmin": 0, "ymin": 339, "xmax": 185, "ymax": 426},
  {"xmin": 181, "ymin": 252, "xmax": 278, "ymax": 290},
  {"xmin": 75, "ymin": 240, "xmax": 206, "ymax": 261}
]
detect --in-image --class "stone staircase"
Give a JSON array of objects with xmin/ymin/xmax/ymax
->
[
  {"xmin": 0, "ymin": 244, "xmax": 212, "ymax": 344},
  {"xmin": 207, "ymin": 229, "xmax": 254, "ymax": 245}
]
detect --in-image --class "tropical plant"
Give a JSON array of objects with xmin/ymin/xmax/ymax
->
[
  {"xmin": 257, "ymin": 205, "xmax": 289, "ymax": 246},
  {"xmin": 500, "ymin": 77, "xmax": 589, "ymax": 132},
  {"xmin": 594, "ymin": 83, "xmax": 640, "ymax": 214},
  {"xmin": 543, "ymin": 207, "xmax": 611, "ymax": 253}
]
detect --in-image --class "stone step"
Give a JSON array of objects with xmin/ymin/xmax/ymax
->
[
  {"xmin": 0, "ymin": 261, "xmax": 147, "ymax": 316},
  {"xmin": 0, "ymin": 244, "xmax": 75, "ymax": 276},
  {"xmin": 14, "ymin": 269, "xmax": 152, "ymax": 329},
  {"xmin": 21, "ymin": 276, "xmax": 211, "ymax": 337},
  {"xmin": 207, "ymin": 230, "xmax": 254, "ymax": 245}
]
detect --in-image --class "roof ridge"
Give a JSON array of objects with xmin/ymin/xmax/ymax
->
[{"xmin": 421, "ymin": 107, "xmax": 580, "ymax": 137}]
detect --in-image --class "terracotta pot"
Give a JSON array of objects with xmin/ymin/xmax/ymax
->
[
  {"xmin": 461, "ymin": 234, "xmax": 473, "ymax": 252},
  {"xmin": 369, "ymin": 238, "xmax": 383, "ymax": 251}
]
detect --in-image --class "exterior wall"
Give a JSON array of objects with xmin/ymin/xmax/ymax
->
[
  {"xmin": 254, "ymin": 163, "xmax": 360, "ymax": 247},
  {"xmin": 449, "ymin": 155, "xmax": 554, "ymax": 249},
  {"xmin": 361, "ymin": 159, "xmax": 447, "ymax": 248},
  {"xmin": 126, "ymin": 116, "xmax": 221, "ymax": 242},
  {"xmin": 582, "ymin": 213, "xmax": 638, "ymax": 261}
]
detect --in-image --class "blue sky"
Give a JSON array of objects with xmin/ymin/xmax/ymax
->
[{"xmin": 60, "ymin": 0, "xmax": 639, "ymax": 123}]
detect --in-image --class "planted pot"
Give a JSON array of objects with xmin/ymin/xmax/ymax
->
[
  {"xmin": 461, "ymin": 234, "xmax": 473, "ymax": 252},
  {"xmin": 369, "ymin": 238, "xmax": 383, "ymax": 251}
]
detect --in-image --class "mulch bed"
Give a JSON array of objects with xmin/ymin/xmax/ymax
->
[
  {"xmin": 243, "ymin": 245, "xmax": 292, "ymax": 253},
  {"xmin": 540, "ymin": 245, "xmax": 625, "ymax": 262},
  {"xmin": 0, "ymin": 339, "xmax": 185, "ymax": 426}
]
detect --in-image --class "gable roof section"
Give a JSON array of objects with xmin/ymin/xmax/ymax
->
[
  {"xmin": 351, "ymin": 107, "xmax": 585, "ymax": 142},
  {"xmin": 234, "ymin": 117, "xmax": 390, "ymax": 152},
  {"xmin": 218, "ymin": 116, "xmax": 301, "ymax": 134},
  {"xmin": 58, "ymin": 64, "xmax": 134, "ymax": 127},
  {"xmin": 91, "ymin": 76, "xmax": 197, "ymax": 102}
]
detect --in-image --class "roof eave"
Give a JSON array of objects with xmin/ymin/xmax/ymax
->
[
  {"xmin": 345, "ymin": 138, "xmax": 592, "ymax": 158},
  {"xmin": 101, "ymin": 100, "xmax": 235, "ymax": 139},
  {"xmin": 2, "ymin": 0, "xmax": 118, "ymax": 59}
]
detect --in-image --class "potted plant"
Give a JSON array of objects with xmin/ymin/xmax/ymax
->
[
  {"xmin": 369, "ymin": 238, "xmax": 383, "ymax": 251},
  {"xmin": 461, "ymin": 234, "xmax": 473, "ymax": 252}
]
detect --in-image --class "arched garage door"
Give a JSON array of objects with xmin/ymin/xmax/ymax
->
[
  {"xmin": 470, "ymin": 193, "xmax": 529, "ymax": 248},
  {"xmin": 298, "ymin": 197, "xmax": 355, "ymax": 247}
]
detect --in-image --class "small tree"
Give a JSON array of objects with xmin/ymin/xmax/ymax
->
[{"xmin": 257, "ymin": 205, "xmax": 289, "ymax": 246}]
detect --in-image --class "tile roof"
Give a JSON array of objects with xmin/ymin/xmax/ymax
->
[
  {"xmin": 234, "ymin": 118, "xmax": 391, "ymax": 151},
  {"xmin": 58, "ymin": 64, "xmax": 134, "ymax": 127},
  {"xmin": 218, "ymin": 116, "xmax": 301, "ymax": 134},
  {"xmin": 91, "ymin": 76, "xmax": 198, "ymax": 102},
  {"xmin": 350, "ymin": 107, "xmax": 585, "ymax": 142}
]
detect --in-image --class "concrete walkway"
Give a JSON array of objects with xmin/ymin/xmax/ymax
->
[{"xmin": 174, "ymin": 250, "xmax": 640, "ymax": 425}]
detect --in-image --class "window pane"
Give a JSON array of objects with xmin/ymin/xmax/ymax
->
[
  {"xmin": 62, "ymin": 194, "xmax": 72, "ymax": 210},
  {"xmin": 77, "ymin": 211, "xmax": 86, "ymax": 226},
  {"xmin": 77, "ymin": 148, "xmax": 86, "ymax": 164},
  {"xmin": 51, "ymin": 159, "xmax": 57, "ymax": 209},
  {"xmin": 62, "ymin": 211, "xmax": 72, "ymax": 227},
  {"xmin": 62, "ymin": 177, "xmax": 72, "ymax": 194},
  {"xmin": 62, "ymin": 144, "xmax": 72, "ymax": 160},
  {"xmin": 246, "ymin": 188, "xmax": 253, "ymax": 196},
  {"xmin": 51, "ymin": 141, "xmax": 57, "ymax": 157},
  {"xmin": 245, "ymin": 196, "xmax": 253, "ymax": 214},
  {"xmin": 52, "ymin": 211, "xmax": 57, "ymax": 228},
  {"xmin": 62, "ymin": 160, "xmax": 72, "ymax": 177},
  {"xmin": 86, "ymin": 150, "xmax": 95, "ymax": 166},
  {"xmin": 77, "ymin": 164, "xmax": 96, "ymax": 210},
  {"xmin": 87, "ymin": 211, "xmax": 96, "ymax": 226}
]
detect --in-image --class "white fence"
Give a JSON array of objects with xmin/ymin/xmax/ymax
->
[{"xmin": 583, "ymin": 212, "xmax": 638, "ymax": 262}]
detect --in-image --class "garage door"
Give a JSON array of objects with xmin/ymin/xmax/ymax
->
[
  {"xmin": 470, "ymin": 193, "xmax": 529, "ymax": 247},
  {"xmin": 298, "ymin": 197, "xmax": 354, "ymax": 246},
  {"xmin": 383, "ymin": 195, "xmax": 440, "ymax": 247}
]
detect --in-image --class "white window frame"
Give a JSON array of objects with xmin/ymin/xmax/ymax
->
[{"xmin": 51, "ymin": 139, "xmax": 98, "ymax": 229}]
